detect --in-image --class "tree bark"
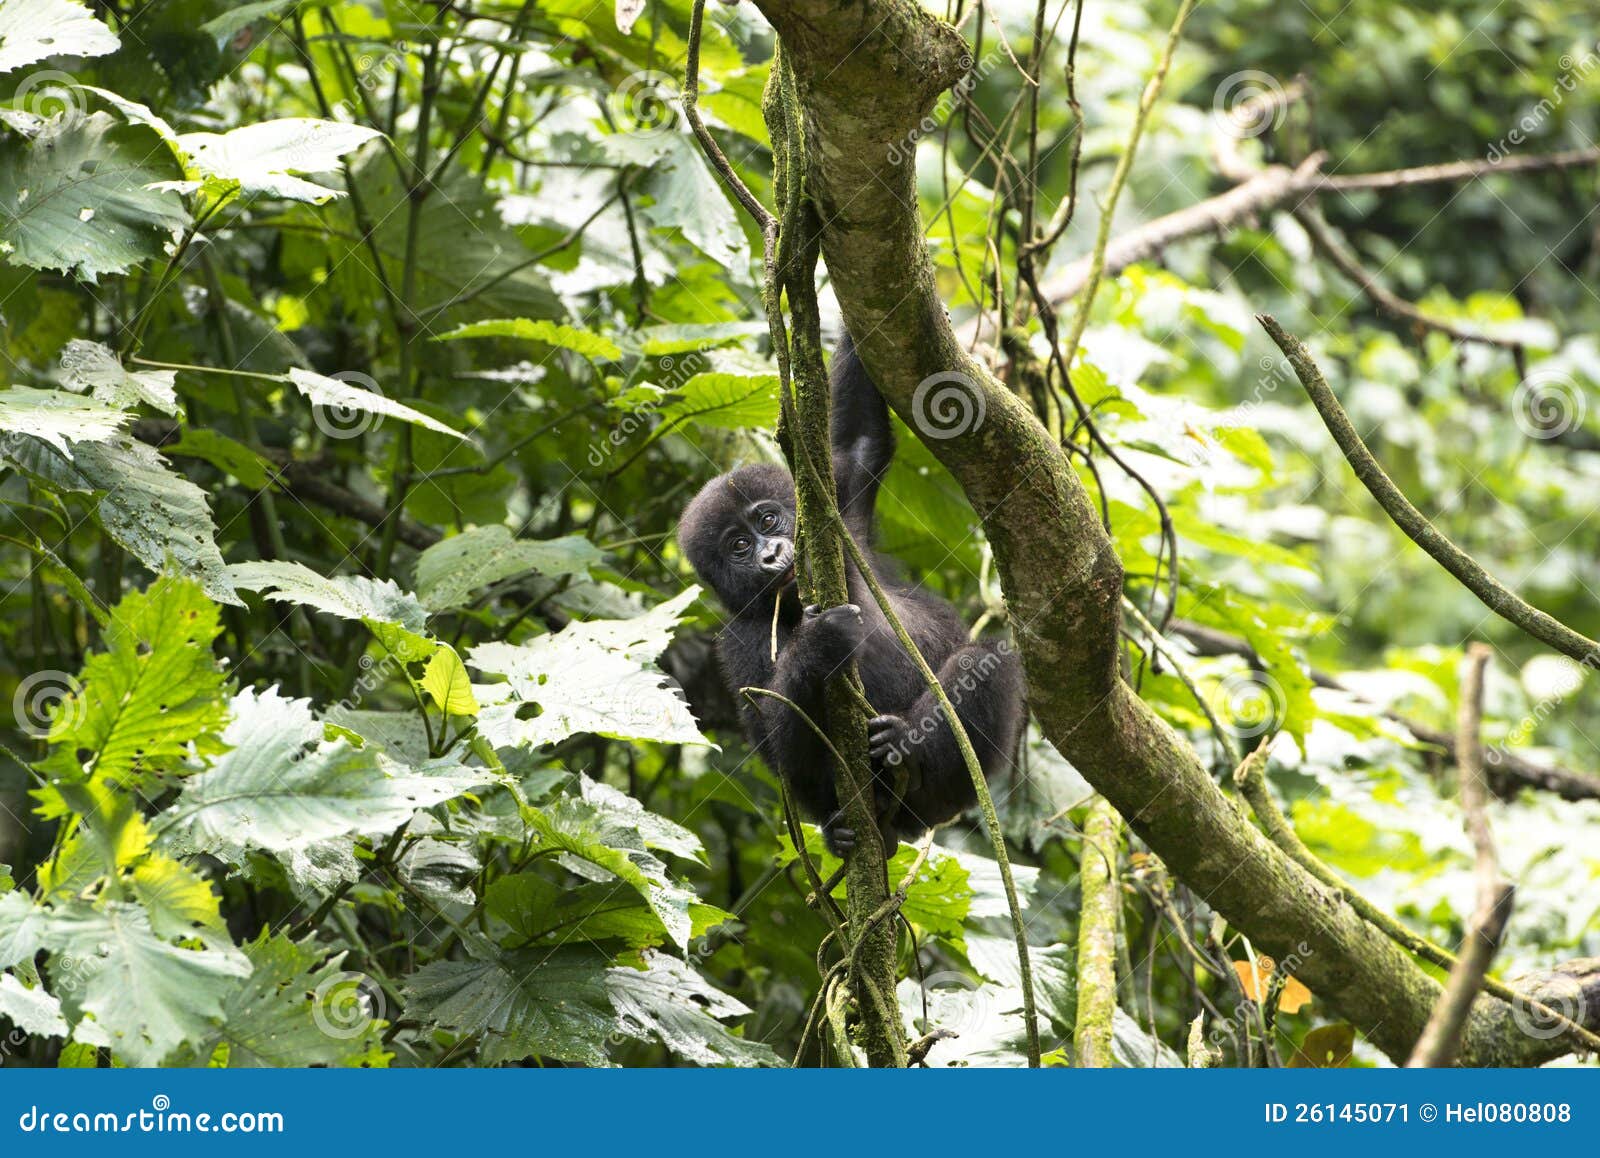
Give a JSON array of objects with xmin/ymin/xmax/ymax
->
[{"xmin": 750, "ymin": 0, "xmax": 1600, "ymax": 1067}]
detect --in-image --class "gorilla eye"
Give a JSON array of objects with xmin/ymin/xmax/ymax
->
[
  {"xmin": 759, "ymin": 510, "xmax": 778, "ymax": 531},
  {"xmin": 730, "ymin": 535, "xmax": 752, "ymax": 556}
]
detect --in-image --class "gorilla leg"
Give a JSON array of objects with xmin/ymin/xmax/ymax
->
[{"xmin": 866, "ymin": 642, "xmax": 1025, "ymax": 840}]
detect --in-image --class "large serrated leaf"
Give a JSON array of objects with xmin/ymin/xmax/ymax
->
[
  {"xmin": 184, "ymin": 933, "xmax": 386, "ymax": 1067},
  {"xmin": 226, "ymin": 560, "xmax": 429, "ymax": 632},
  {"xmin": 45, "ymin": 901, "xmax": 250, "ymax": 1066},
  {"xmin": 652, "ymin": 371, "xmax": 780, "ymax": 434},
  {"xmin": 606, "ymin": 954, "xmax": 782, "ymax": 1067},
  {"xmin": 166, "ymin": 687, "xmax": 487, "ymax": 855},
  {"xmin": 468, "ymin": 587, "xmax": 708, "ymax": 748},
  {"xmin": 0, "ymin": 112, "xmax": 188, "ymax": 280},
  {"xmin": 527, "ymin": 793, "xmax": 704, "ymax": 950},
  {"xmin": 413, "ymin": 525, "xmax": 602, "ymax": 611},
  {"xmin": 403, "ymin": 945, "xmax": 615, "ymax": 1066},
  {"xmin": 47, "ymin": 575, "xmax": 228, "ymax": 790}
]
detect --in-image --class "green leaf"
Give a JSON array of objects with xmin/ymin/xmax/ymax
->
[
  {"xmin": 128, "ymin": 854, "xmax": 226, "ymax": 943},
  {"xmin": 652, "ymin": 371, "xmax": 779, "ymax": 434},
  {"xmin": 174, "ymin": 119, "xmax": 383, "ymax": 203},
  {"xmin": 486, "ymin": 874, "xmax": 668, "ymax": 951},
  {"xmin": 167, "ymin": 687, "xmax": 488, "ymax": 855},
  {"xmin": 468, "ymin": 587, "xmax": 709, "ymax": 749},
  {"xmin": 0, "ymin": 111, "xmax": 188, "ymax": 280},
  {"xmin": 527, "ymin": 792, "xmax": 706, "ymax": 950},
  {"xmin": 0, "ymin": 891, "xmax": 48, "ymax": 969},
  {"xmin": 0, "ymin": 386, "xmax": 127, "ymax": 456},
  {"xmin": 403, "ymin": 945, "xmax": 615, "ymax": 1066},
  {"xmin": 226, "ymin": 560, "xmax": 429, "ymax": 632},
  {"xmin": 199, "ymin": 0, "xmax": 297, "ymax": 46},
  {"xmin": 47, "ymin": 574, "xmax": 228, "ymax": 790},
  {"xmin": 638, "ymin": 321, "xmax": 766, "ymax": 355},
  {"xmin": 0, "ymin": 971, "xmax": 67, "ymax": 1037},
  {"xmin": 161, "ymin": 428, "xmax": 271, "ymax": 488},
  {"xmin": 0, "ymin": 0, "xmax": 119, "ymax": 73},
  {"xmin": 286, "ymin": 368, "xmax": 468, "ymax": 440},
  {"xmin": 606, "ymin": 954, "xmax": 781, "ymax": 1067},
  {"xmin": 434, "ymin": 318, "xmax": 622, "ymax": 362},
  {"xmin": 892, "ymin": 846, "xmax": 972, "ymax": 938},
  {"xmin": 1290, "ymin": 1022, "xmax": 1356, "ymax": 1067},
  {"xmin": 421, "ymin": 645, "xmax": 479, "ymax": 718},
  {"xmin": 413, "ymin": 526, "xmax": 602, "ymax": 611},
  {"xmin": 187, "ymin": 933, "xmax": 386, "ymax": 1067},
  {"xmin": 634, "ymin": 134, "xmax": 747, "ymax": 270},
  {"xmin": 43, "ymin": 900, "xmax": 250, "ymax": 1066},
  {"xmin": 58, "ymin": 339, "xmax": 177, "ymax": 414},
  {"xmin": 1, "ymin": 435, "xmax": 240, "ymax": 605}
]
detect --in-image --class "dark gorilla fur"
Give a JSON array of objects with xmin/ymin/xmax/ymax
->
[{"xmin": 678, "ymin": 334, "xmax": 1025, "ymax": 855}]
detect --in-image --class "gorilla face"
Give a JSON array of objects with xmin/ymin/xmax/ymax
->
[{"xmin": 679, "ymin": 464, "xmax": 799, "ymax": 615}]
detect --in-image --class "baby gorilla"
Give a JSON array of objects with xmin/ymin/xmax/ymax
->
[{"xmin": 678, "ymin": 334, "xmax": 1025, "ymax": 855}]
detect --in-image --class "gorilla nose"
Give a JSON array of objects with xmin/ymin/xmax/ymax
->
[{"xmin": 761, "ymin": 538, "xmax": 793, "ymax": 571}]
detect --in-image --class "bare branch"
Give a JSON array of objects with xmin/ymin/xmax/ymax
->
[
  {"xmin": 1261, "ymin": 314, "xmax": 1600, "ymax": 667},
  {"xmin": 1407, "ymin": 645, "xmax": 1515, "ymax": 1067}
]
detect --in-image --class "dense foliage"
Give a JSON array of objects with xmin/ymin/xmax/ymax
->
[{"xmin": 0, "ymin": 0, "xmax": 1596, "ymax": 1068}]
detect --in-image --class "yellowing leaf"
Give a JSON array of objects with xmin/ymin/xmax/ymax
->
[
  {"xmin": 422, "ymin": 645, "xmax": 480, "ymax": 718},
  {"xmin": 1233, "ymin": 956, "xmax": 1313, "ymax": 1012}
]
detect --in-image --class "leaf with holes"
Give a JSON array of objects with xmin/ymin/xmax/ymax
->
[
  {"xmin": 45, "ymin": 575, "xmax": 228, "ymax": 791},
  {"xmin": 0, "ymin": 112, "xmax": 188, "ymax": 280},
  {"xmin": 44, "ymin": 901, "xmax": 250, "ymax": 1066},
  {"xmin": 606, "ymin": 953, "xmax": 781, "ymax": 1067},
  {"xmin": 403, "ymin": 945, "xmax": 615, "ymax": 1066},
  {"xmin": 468, "ymin": 587, "xmax": 707, "ymax": 749},
  {"xmin": 58, "ymin": 340, "xmax": 178, "ymax": 414},
  {"xmin": 0, "ymin": 0, "xmax": 119, "ymax": 73},
  {"xmin": 0, "ymin": 386, "xmax": 127, "ymax": 457}
]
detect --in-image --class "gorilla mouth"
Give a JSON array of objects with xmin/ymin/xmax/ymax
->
[{"xmin": 778, "ymin": 564, "xmax": 797, "ymax": 588}]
